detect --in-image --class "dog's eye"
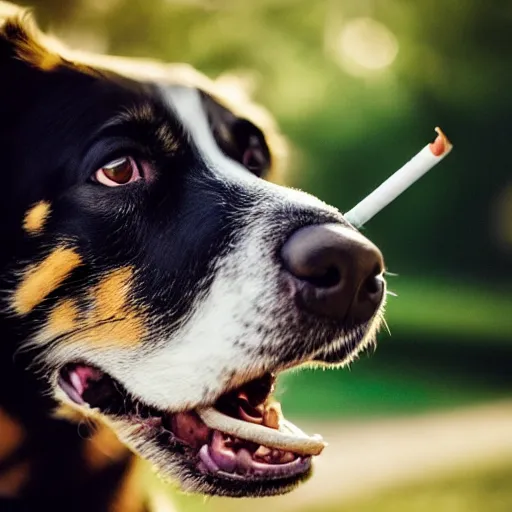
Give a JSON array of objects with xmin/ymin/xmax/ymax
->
[
  {"xmin": 94, "ymin": 157, "xmax": 142, "ymax": 186},
  {"xmin": 216, "ymin": 119, "xmax": 271, "ymax": 178},
  {"xmin": 200, "ymin": 92, "xmax": 271, "ymax": 178},
  {"xmin": 242, "ymin": 137, "xmax": 268, "ymax": 175}
]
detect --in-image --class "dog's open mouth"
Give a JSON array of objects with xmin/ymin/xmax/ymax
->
[{"xmin": 58, "ymin": 363, "xmax": 325, "ymax": 485}]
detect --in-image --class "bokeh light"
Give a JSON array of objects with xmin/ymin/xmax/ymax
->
[{"xmin": 335, "ymin": 17, "xmax": 398, "ymax": 75}]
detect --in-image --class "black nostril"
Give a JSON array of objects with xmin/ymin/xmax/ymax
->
[
  {"xmin": 281, "ymin": 223, "xmax": 384, "ymax": 323},
  {"xmin": 362, "ymin": 265, "xmax": 383, "ymax": 295},
  {"xmin": 364, "ymin": 276, "xmax": 379, "ymax": 295},
  {"xmin": 303, "ymin": 266, "xmax": 341, "ymax": 289},
  {"xmin": 361, "ymin": 274, "xmax": 384, "ymax": 302}
]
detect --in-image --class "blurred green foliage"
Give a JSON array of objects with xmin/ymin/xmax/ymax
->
[{"xmin": 23, "ymin": 0, "xmax": 512, "ymax": 412}]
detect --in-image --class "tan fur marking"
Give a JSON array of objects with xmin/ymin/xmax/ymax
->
[
  {"xmin": 0, "ymin": 461, "xmax": 30, "ymax": 497},
  {"xmin": 83, "ymin": 423, "xmax": 129, "ymax": 472},
  {"xmin": 13, "ymin": 246, "xmax": 82, "ymax": 315},
  {"xmin": 23, "ymin": 200, "xmax": 51, "ymax": 235},
  {"xmin": 44, "ymin": 268, "xmax": 146, "ymax": 347},
  {"xmin": 83, "ymin": 267, "xmax": 145, "ymax": 347},
  {"xmin": 0, "ymin": 408, "xmax": 24, "ymax": 460},
  {"xmin": 94, "ymin": 268, "xmax": 133, "ymax": 320},
  {"xmin": 83, "ymin": 314, "xmax": 145, "ymax": 347},
  {"xmin": 53, "ymin": 403, "xmax": 88, "ymax": 424},
  {"xmin": 47, "ymin": 299, "xmax": 80, "ymax": 335}
]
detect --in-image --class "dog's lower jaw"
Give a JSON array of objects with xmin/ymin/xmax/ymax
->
[
  {"xmin": 55, "ymin": 365, "xmax": 320, "ymax": 499},
  {"xmin": 113, "ymin": 421, "xmax": 315, "ymax": 499}
]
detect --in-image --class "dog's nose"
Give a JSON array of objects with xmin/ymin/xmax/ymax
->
[{"xmin": 281, "ymin": 224, "xmax": 384, "ymax": 323}]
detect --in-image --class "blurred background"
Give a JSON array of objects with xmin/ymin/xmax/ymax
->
[{"xmin": 21, "ymin": 0, "xmax": 512, "ymax": 510}]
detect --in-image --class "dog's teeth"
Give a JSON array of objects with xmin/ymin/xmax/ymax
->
[
  {"xmin": 69, "ymin": 371, "xmax": 84, "ymax": 396},
  {"xmin": 237, "ymin": 449, "xmax": 254, "ymax": 471},
  {"xmin": 254, "ymin": 445, "xmax": 272, "ymax": 458},
  {"xmin": 280, "ymin": 451, "xmax": 296, "ymax": 464},
  {"xmin": 263, "ymin": 402, "xmax": 281, "ymax": 429},
  {"xmin": 198, "ymin": 444, "xmax": 220, "ymax": 473}
]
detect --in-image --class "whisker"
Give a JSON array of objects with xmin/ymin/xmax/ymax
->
[
  {"xmin": 386, "ymin": 290, "xmax": 398, "ymax": 297},
  {"xmin": 381, "ymin": 317, "xmax": 392, "ymax": 336}
]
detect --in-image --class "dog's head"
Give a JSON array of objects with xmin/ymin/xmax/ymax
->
[{"xmin": 0, "ymin": 3, "xmax": 386, "ymax": 498}]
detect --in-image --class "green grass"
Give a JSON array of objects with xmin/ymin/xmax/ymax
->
[
  {"xmin": 384, "ymin": 277, "xmax": 512, "ymax": 343},
  {"xmin": 277, "ymin": 359, "xmax": 511, "ymax": 420},
  {"xmin": 309, "ymin": 459, "xmax": 512, "ymax": 512}
]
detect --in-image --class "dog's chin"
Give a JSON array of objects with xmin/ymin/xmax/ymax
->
[{"xmin": 53, "ymin": 325, "xmax": 374, "ymax": 497}]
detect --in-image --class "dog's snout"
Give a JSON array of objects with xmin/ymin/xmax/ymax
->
[{"xmin": 281, "ymin": 223, "xmax": 385, "ymax": 323}]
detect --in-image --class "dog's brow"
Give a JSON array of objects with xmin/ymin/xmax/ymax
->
[
  {"xmin": 23, "ymin": 201, "xmax": 51, "ymax": 235},
  {"xmin": 105, "ymin": 102, "xmax": 183, "ymax": 155}
]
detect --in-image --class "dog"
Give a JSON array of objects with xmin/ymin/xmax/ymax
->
[{"xmin": 0, "ymin": 2, "xmax": 386, "ymax": 510}]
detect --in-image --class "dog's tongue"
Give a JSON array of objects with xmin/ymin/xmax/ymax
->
[{"xmin": 197, "ymin": 406, "xmax": 326, "ymax": 456}]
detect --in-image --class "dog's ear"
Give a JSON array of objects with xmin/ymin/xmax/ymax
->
[
  {"xmin": 0, "ymin": 2, "xmax": 27, "ymax": 64},
  {"xmin": 0, "ymin": 1, "xmax": 23, "ymax": 30},
  {"xmin": 0, "ymin": 3, "xmax": 95, "ymax": 78},
  {"xmin": 0, "ymin": 3, "xmax": 60, "ymax": 69},
  {"xmin": 199, "ymin": 91, "xmax": 274, "ymax": 179}
]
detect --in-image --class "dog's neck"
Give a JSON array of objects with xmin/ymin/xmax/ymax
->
[{"xmin": 0, "ymin": 330, "xmax": 146, "ymax": 512}]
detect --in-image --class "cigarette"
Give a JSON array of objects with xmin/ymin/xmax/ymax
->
[{"xmin": 345, "ymin": 127, "xmax": 453, "ymax": 228}]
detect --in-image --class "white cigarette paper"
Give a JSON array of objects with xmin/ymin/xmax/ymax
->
[{"xmin": 345, "ymin": 127, "xmax": 453, "ymax": 227}]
